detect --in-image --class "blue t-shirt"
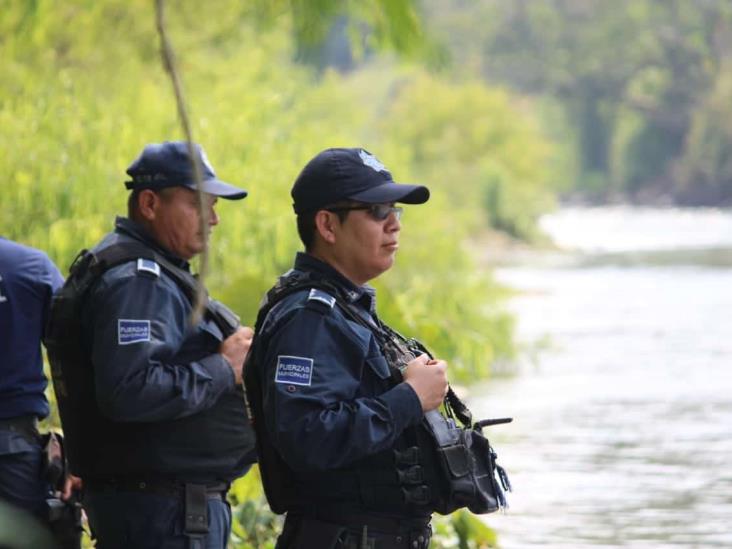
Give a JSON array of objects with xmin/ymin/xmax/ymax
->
[{"xmin": 0, "ymin": 238, "xmax": 64, "ymax": 420}]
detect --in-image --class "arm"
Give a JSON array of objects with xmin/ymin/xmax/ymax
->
[
  {"xmin": 261, "ymin": 306, "xmax": 423, "ymax": 472},
  {"xmin": 87, "ymin": 270, "xmax": 235, "ymax": 422}
]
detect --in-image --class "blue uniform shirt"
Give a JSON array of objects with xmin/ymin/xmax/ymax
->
[
  {"xmin": 258, "ymin": 252, "xmax": 423, "ymax": 473},
  {"xmin": 0, "ymin": 238, "xmax": 63, "ymax": 421}
]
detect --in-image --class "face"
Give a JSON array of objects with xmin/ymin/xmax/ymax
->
[
  {"xmin": 325, "ymin": 203, "xmax": 402, "ymax": 285},
  {"xmin": 142, "ymin": 187, "xmax": 219, "ymax": 260}
]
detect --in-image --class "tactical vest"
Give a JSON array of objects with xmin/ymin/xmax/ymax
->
[
  {"xmin": 44, "ymin": 241, "xmax": 256, "ymax": 481},
  {"xmin": 244, "ymin": 271, "xmax": 511, "ymax": 517}
]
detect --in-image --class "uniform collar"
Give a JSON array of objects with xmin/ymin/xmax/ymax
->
[
  {"xmin": 114, "ymin": 216, "xmax": 190, "ymax": 270},
  {"xmin": 294, "ymin": 252, "xmax": 377, "ymax": 313}
]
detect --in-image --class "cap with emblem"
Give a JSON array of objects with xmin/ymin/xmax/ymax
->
[
  {"xmin": 125, "ymin": 141, "xmax": 247, "ymax": 200},
  {"xmin": 291, "ymin": 148, "xmax": 429, "ymax": 214}
]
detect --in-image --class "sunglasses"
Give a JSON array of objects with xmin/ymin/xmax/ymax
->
[{"xmin": 325, "ymin": 204, "xmax": 403, "ymax": 221}]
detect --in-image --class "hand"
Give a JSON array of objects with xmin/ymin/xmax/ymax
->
[
  {"xmin": 220, "ymin": 326, "xmax": 254, "ymax": 385},
  {"xmin": 403, "ymin": 354, "xmax": 449, "ymax": 412},
  {"xmin": 61, "ymin": 474, "xmax": 83, "ymax": 501}
]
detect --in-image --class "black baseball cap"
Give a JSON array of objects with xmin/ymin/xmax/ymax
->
[
  {"xmin": 291, "ymin": 148, "xmax": 429, "ymax": 214},
  {"xmin": 125, "ymin": 141, "xmax": 247, "ymax": 200}
]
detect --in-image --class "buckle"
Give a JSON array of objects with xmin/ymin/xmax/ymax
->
[
  {"xmin": 393, "ymin": 446, "xmax": 420, "ymax": 466},
  {"xmin": 397, "ymin": 465, "xmax": 423, "ymax": 485},
  {"xmin": 401, "ymin": 485, "xmax": 431, "ymax": 506}
]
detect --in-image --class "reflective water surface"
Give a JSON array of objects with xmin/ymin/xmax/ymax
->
[{"xmin": 473, "ymin": 207, "xmax": 732, "ymax": 548}]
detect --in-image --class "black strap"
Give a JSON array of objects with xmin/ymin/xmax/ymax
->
[
  {"xmin": 255, "ymin": 271, "xmax": 478, "ymax": 427},
  {"xmin": 79, "ymin": 242, "xmax": 239, "ymax": 337}
]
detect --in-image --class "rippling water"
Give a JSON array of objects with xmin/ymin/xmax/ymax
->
[{"xmin": 472, "ymin": 207, "xmax": 732, "ymax": 548}]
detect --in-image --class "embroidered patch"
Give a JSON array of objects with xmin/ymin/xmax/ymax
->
[
  {"xmin": 275, "ymin": 355, "xmax": 314, "ymax": 386},
  {"xmin": 307, "ymin": 288, "xmax": 335, "ymax": 308},
  {"xmin": 136, "ymin": 258, "xmax": 160, "ymax": 277},
  {"xmin": 118, "ymin": 319, "xmax": 151, "ymax": 345}
]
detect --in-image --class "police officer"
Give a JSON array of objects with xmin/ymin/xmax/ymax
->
[
  {"xmin": 245, "ymin": 148, "xmax": 449, "ymax": 549},
  {"xmin": 0, "ymin": 238, "xmax": 63, "ymax": 523},
  {"xmin": 47, "ymin": 141, "xmax": 254, "ymax": 549}
]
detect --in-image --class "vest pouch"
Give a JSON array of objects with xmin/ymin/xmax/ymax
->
[
  {"xmin": 463, "ymin": 428, "xmax": 503, "ymax": 514},
  {"xmin": 423, "ymin": 411, "xmax": 507, "ymax": 515}
]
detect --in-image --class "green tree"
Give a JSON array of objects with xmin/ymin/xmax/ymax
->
[{"xmin": 421, "ymin": 0, "xmax": 732, "ymax": 204}]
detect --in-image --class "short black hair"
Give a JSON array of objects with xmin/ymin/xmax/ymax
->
[
  {"xmin": 127, "ymin": 189, "xmax": 142, "ymax": 220},
  {"xmin": 127, "ymin": 187, "xmax": 176, "ymax": 222},
  {"xmin": 296, "ymin": 202, "xmax": 350, "ymax": 251}
]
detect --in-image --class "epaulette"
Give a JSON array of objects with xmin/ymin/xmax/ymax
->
[
  {"xmin": 305, "ymin": 288, "xmax": 336, "ymax": 313},
  {"xmin": 136, "ymin": 258, "xmax": 160, "ymax": 278}
]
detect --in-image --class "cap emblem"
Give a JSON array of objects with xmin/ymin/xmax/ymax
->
[
  {"xmin": 359, "ymin": 149, "xmax": 386, "ymax": 173},
  {"xmin": 199, "ymin": 148, "xmax": 216, "ymax": 175}
]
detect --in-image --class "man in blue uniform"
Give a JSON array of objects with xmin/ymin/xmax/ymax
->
[
  {"xmin": 246, "ymin": 148, "xmax": 450, "ymax": 549},
  {"xmin": 0, "ymin": 238, "xmax": 63, "ymax": 521},
  {"xmin": 46, "ymin": 141, "xmax": 255, "ymax": 549}
]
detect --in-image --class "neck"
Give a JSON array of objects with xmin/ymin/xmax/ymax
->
[
  {"xmin": 307, "ymin": 248, "xmax": 368, "ymax": 287},
  {"xmin": 129, "ymin": 217, "xmax": 187, "ymax": 261}
]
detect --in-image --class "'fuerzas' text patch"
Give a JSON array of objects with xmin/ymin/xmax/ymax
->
[
  {"xmin": 118, "ymin": 319, "xmax": 151, "ymax": 345},
  {"xmin": 275, "ymin": 355, "xmax": 313, "ymax": 386}
]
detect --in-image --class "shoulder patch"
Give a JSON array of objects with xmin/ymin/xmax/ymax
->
[
  {"xmin": 275, "ymin": 355, "xmax": 314, "ymax": 386},
  {"xmin": 136, "ymin": 258, "xmax": 160, "ymax": 277},
  {"xmin": 307, "ymin": 288, "xmax": 335, "ymax": 309},
  {"xmin": 118, "ymin": 319, "xmax": 151, "ymax": 345}
]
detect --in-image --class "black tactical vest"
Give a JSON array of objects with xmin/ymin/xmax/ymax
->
[
  {"xmin": 44, "ymin": 241, "xmax": 256, "ymax": 481},
  {"xmin": 244, "ymin": 271, "xmax": 511, "ymax": 517}
]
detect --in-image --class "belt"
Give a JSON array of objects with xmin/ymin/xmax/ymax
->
[
  {"xmin": 340, "ymin": 528, "xmax": 431, "ymax": 549},
  {"xmin": 0, "ymin": 415, "xmax": 40, "ymax": 440},
  {"xmin": 85, "ymin": 478, "xmax": 229, "ymax": 500},
  {"xmin": 298, "ymin": 508, "xmax": 431, "ymax": 534},
  {"xmin": 285, "ymin": 511, "xmax": 432, "ymax": 549}
]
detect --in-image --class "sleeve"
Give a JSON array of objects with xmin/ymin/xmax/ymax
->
[
  {"xmin": 87, "ymin": 270, "xmax": 235, "ymax": 423},
  {"xmin": 44, "ymin": 255, "xmax": 64, "ymax": 294},
  {"xmin": 40, "ymin": 253, "xmax": 64, "ymax": 329},
  {"xmin": 261, "ymin": 306, "xmax": 423, "ymax": 472}
]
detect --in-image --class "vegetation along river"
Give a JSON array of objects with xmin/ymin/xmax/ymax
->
[{"xmin": 473, "ymin": 207, "xmax": 732, "ymax": 548}]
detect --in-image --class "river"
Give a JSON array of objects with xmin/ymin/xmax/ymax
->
[{"xmin": 473, "ymin": 207, "xmax": 732, "ymax": 548}]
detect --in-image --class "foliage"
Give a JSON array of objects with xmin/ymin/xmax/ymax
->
[
  {"xmin": 380, "ymin": 71, "xmax": 557, "ymax": 240},
  {"xmin": 2, "ymin": 0, "xmax": 558, "ymax": 546},
  {"xmin": 676, "ymin": 62, "xmax": 732, "ymax": 204},
  {"xmin": 419, "ymin": 0, "xmax": 732, "ymax": 206}
]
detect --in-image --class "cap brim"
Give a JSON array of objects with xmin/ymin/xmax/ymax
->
[
  {"xmin": 187, "ymin": 178, "xmax": 248, "ymax": 200},
  {"xmin": 349, "ymin": 182, "xmax": 429, "ymax": 205}
]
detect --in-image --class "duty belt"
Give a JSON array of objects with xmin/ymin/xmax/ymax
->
[
  {"xmin": 295, "ymin": 508, "xmax": 432, "ymax": 548},
  {"xmin": 85, "ymin": 478, "xmax": 229, "ymax": 500},
  {"xmin": 0, "ymin": 415, "xmax": 40, "ymax": 441},
  {"xmin": 86, "ymin": 478, "xmax": 229, "ymax": 548}
]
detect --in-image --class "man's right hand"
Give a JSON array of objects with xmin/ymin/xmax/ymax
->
[
  {"xmin": 220, "ymin": 326, "xmax": 254, "ymax": 385},
  {"xmin": 403, "ymin": 354, "xmax": 449, "ymax": 412}
]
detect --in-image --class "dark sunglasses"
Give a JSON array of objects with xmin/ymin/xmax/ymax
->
[{"xmin": 325, "ymin": 204, "xmax": 403, "ymax": 221}]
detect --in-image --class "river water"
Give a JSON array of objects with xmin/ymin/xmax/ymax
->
[{"xmin": 472, "ymin": 207, "xmax": 732, "ymax": 548}]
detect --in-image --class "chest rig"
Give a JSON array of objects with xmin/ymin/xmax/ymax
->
[
  {"xmin": 245, "ymin": 270, "xmax": 512, "ymax": 516},
  {"xmin": 44, "ymin": 241, "xmax": 253, "ymax": 478}
]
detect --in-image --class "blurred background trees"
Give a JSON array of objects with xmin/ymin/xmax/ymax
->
[{"xmin": 421, "ymin": 0, "xmax": 732, "ymax": 205}]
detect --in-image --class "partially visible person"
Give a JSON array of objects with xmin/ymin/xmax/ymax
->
[
  {"xmin": 0, "ymin": 238, "xmax": 62, "ymax": 517},
  {"xmin": 45, "ymin": 141, "xmax": 256, "ymax": 549}
]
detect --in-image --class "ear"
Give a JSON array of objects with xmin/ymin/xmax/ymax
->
[
  {"xmin": 313, "ymin": 210, "xmax": 339, "ymax": 245},
  {"xmin": 137, "ymin": 189, "xmax": 160, "ymax": 221}
]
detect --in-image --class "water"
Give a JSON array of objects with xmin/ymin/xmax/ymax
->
[{"xmin": 473, "ymin": 207, "xmax": 732, "ymax": 548}]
